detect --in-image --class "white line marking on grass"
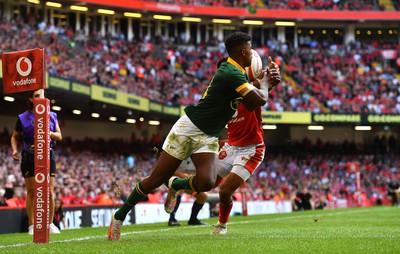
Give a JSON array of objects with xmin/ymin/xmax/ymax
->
[
  {"xmin": 0, "ymin": 243, "xmax": 29, "ymax": 248},
  {"xmin": 0, "ymin": 207, "xmax": 390, "ymax": 249},
  {"xmin": 0, "ymin": 228, "xmax": 180, "ymax": 249}
]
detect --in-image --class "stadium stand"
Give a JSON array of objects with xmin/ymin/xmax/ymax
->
[
  {"xmin": 1, "ymin": 17, "xmax": 399, "ymax": 113},
  {"xmin": 136, "ymin": 0, "xmax": 381, "ymax": 10}
]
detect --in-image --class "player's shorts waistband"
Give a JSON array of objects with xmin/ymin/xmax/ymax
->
[{"xmin": 226, "ymin": 143, "xmax": 265, "ymax": 150}]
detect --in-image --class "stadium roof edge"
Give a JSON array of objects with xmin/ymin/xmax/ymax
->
[{"xmin": 74, "ymin": 0, "xmax": 400, "ymax": 21}]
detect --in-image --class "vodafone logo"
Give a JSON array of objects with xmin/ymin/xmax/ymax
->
[
  {"xmin": 16, "ymin": 57, "xmax": 32, "ymax": 77},
  {"xmin": 35, "ymin": 173, "xmax": 46, "ymax": 183},
  {"xmin": 35, "ymin": 173, "xmax": 50, "ymax": 184},
  {"xmin": 3, "ymin": 48, "xmax": 44, "ymax": 93},
  {"xmin": 35, "ymin": 104, "xmax": 46, "ymax": 115}
]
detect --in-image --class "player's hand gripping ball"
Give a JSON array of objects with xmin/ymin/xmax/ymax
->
[{"xmin": 245, "ymin": 49, "xmax": 263, "ymax": 82}]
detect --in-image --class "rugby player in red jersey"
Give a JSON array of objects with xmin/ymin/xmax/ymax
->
[{"xmin": 212, "ymin": 57, "xmax": 279, "ymax": 234}]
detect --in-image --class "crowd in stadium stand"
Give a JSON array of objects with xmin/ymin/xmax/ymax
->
[
  {"xmin": 1, "ymin": 129, "xmax": 398, "ymax": 209},
  {"xmin": 1, "ymin": 17, "xmax": 400, "ymax": 114},
  {"xmin": 283, "ymin": 42, "xmax": 400, "ymax": 114},
  {"xmin": 142, "ymin": 0, "xmax": 386, "ymax": 11}
]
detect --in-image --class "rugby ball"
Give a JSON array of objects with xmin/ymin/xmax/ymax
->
[{"xmin": 246, "ymin": 49, "xmax": 263, "ymax": 82}]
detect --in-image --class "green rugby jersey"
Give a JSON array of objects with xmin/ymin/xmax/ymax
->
[{"xmin": 184, "ymin": 57, "xmax": 250, "ymax": 137}]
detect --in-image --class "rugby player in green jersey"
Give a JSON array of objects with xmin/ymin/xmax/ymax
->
[{"xmin": 108, "ymin": 32, "xmax": 281, "ymax": 240}]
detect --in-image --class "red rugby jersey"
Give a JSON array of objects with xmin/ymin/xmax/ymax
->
[{"xmin": 227, "ymin": 103, "xmax": 264, "ymax": 146}]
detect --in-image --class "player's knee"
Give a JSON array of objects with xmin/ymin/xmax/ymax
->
[
  {"xmin": 219, "ymin": 186, "xmax": 233, "ymax": 199},
  {"xmin": 196, "ymin": 192, "xmax": 208, "ymax": 203},
  {"xmin": 195, "ymin": 179, "xmax": 214, "ymax": 192}
]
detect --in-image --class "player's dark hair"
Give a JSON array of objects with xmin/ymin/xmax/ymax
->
[
  {"xmin": 224, "ymin": 32, "xmax": 252, "ymax": 55},
  {"xmin": 27, "ymin": 89, "xmax": 45, "ymax": 110},
  {"xmin": 217, "ymin": 57, "xmax": 228, "ymax": 68}
]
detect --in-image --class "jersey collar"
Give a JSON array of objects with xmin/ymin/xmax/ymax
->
[{"xmin": 227, "ymin": 57, "xmax": 245, "ymax": 74}]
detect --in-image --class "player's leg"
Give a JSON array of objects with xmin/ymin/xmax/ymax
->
[
  {"xmin": 115, "ymin": 151, "xmax": 181, "ymax": 220},
  {"xmin": 170, "ymin": 153, "xmax": 218, "ymax": 192},
  {"xmin": 211, "ymin": 143, "xmax": 236, "ymax": 234},
  {"xmin": 167, "ymin": 171, "xmax": 189, "ymax": 220},
  {"xmin": 219, "ymin": 172, "xmax": 244, "ymax": 219},
  {"xmin": 188, "ymin": 191, "xmax": 208, "ymax": 225},
  {"xmin": 213, "ymin": 144, "xmax": 265, "ymax": 234},
  {"xmin": 21, "ymin": 150, "xmax": 35, "ymax": 234},
  {"xmin": 49, "ymin": 182, "xmax": 55, "ymax": 223},
  {"xmin": 212, "ymin": 169, "xmax": 246, "ymax": 235},
  {"xmin": 49, "ymin": 151, "xmax": 60, "ymax": 234},
  {"xmin": 25, "ymin": 177, "xmax": 35, "ymax": 234},
  {"xmin": 168, "ymin": 191, "xmax": 183, "ymax": 226},
  {"xmin": 164, "ymin": 116, "xmax": 219, "ymax": 213},
  {"xmin": 213, "ymin": 175, "xmax": 224, "ymax": 188},
  {"xmin": 165, "ymin": 153, "xmax": 217, "ymax": 213},
  {"xmin": 49, "ymin": 176, "xmax": 60, "ymax": 234},
  {"xmin": 109, "ymin": 151, "xmax": 181, "ymax": 240},
  {"xmin": 219, "ymin": 143, "xmax": 264, "ymax": 213}
]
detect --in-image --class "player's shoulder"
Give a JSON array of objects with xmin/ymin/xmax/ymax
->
[
  {"xmin": 215, "ymin": 62, "xmax": 246, "ymax": 82},
  {"xmin": 18, "ymin": 110, "xmax": 31, "ymax": 118},
  {"xmin": 220, "ymin": 62, "xmax": 243, "ymax": 74}
]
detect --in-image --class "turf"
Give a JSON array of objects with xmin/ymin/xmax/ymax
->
[{"xmin": 0, "ymin": 206, "xmax": 399, "ymax": 254}]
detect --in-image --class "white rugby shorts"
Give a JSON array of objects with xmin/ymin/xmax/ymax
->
[
  {"xmin": 162, "ymin": 115, "xmax": 219, "ymax": 161},
  {"xmin": 217, "ymin": 143, "xmax": 265, "ymax": 181}
]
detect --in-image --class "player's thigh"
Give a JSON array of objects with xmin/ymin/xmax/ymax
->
[
  {"xmin": 142, "ymin": 151, "xmax": 182, "ymax": 192},
  {"xmin": 191, "ymin": 153, "xmax": 218, "ymax": 190},
  {"xmin": 190, "ymin": 134, "xmax": 219, "ymax": 182}
]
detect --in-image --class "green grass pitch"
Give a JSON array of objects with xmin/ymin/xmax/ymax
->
[{"xmin": 0, "ymin": 206, "xmax": 399, "ymax": 254}]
